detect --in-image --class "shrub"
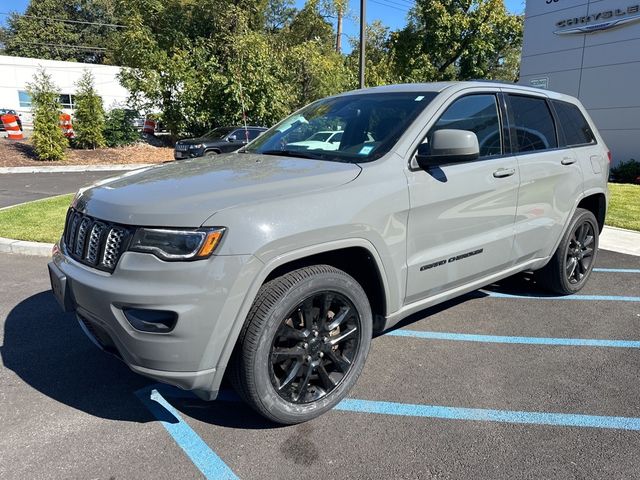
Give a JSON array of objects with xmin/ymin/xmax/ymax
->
[
  {"xmin": 73, "ymin": 70, "xmax": 106, "ymax": 149},
  {"xmin": 27, "ymin": 68, "xmax": 68, "ymax": 161},
  {"xmin": 104, "ymin": 108, "xmax": 139, "ymax": 147},
  {"xmin": 610, "ymin": 159, "xmax": 640, "ymax": 184}
]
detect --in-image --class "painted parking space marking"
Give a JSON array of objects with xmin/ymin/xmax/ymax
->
[
  {"xmin": 335, "ymin": 398, "xmax": 640, "ymax": 430},
  {"xmin": 386, "ymin": 329, "xmax": 640, "ymax": 348},
  {"xmin": 593, "ymin": 268, "xmax": 640, "ymax": 273},
  {"xmin": 135, "ymin": 386, "xmax": 238, "ymax": 480},
  {"xmin": 484, "ymin": 291, "xmax": 640, "ymax": 302}
]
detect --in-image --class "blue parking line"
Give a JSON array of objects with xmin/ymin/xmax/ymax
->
[
  {"xmin": 135, "ymin": 386, "xmax": 238, "ymax": 480},
  {"xmin": 335, "ymin": 398, "xmax": 640, "ymax": 431},
  {"xmin": 386, "ymin": 329, "xmax": 640, "ymax": 348},
  {"xmin": 485, "ymin": 291, "xmax": 640, "ymax": 302},
  {"xmin": 593, "ymin": 268, "xmax": 640, "ymax": 273}
]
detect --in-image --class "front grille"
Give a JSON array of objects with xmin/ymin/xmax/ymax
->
[
  {"xmin": 176, "ymin": 144, "xmax": 189, "ymax": 151},
  {"xmin": 63, "ymin": 208, "xmax": 133, "ymax": 273}
]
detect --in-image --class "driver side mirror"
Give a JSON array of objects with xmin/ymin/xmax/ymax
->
[
  {"xmin": 228, "ymin": 134, "xmax": 238, "ymax": 142},
  {"xmin": 415, "ymin": 129, "xmax": 479, "ymax": 169}
]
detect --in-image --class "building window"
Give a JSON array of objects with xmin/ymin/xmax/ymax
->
[
  {"xmin": 59, "ymin": 94, "xmax": 74, "ymax": 109},
  {"xmin": 18, "ymin": 90, "xmax": 32, "ymax": 108}
]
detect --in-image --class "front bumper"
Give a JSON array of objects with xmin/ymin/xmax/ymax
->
[
  {"xmin": 50, "ymin": 245, "xmax": 262, "ymax": 398},
  {"xmin": 174, "ymin": 148, "xmax": 204, "ymax": 160}
]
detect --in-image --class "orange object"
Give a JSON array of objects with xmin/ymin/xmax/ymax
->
[
  {"xmin": 143, "ymin": 119, "xmax": 156, "ymax": 135},
  {"xmin": 1, "ymin": 113, "xmax": 24, "ymax": 140},
  {"xmin": 59, "ymin": 113, "xmax": 74, "ymax": 138},
  {"xmin": 196, "ymin": 229, "xmax": 225, "ymax": 258}
]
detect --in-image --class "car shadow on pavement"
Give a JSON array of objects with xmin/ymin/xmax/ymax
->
[{"xmin": 1, "ymin": 290, "xmax": 275, "ymax": 429}]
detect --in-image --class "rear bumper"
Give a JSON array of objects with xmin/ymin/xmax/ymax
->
[{"xmin": 50, "ymin": 246, "xmax": 263, "ymax": 398}]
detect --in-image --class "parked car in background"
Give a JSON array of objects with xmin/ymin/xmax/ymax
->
[
  {"xmin": 0, "ymin": 108, "xmax": 23, "ymax": 131},
  {"xmin": 174, "ymin": 126, "xmax": 267, "ymax": 160},
  {"xmin": 288, "ymin": 130, "xmax": 344, "ymax": 151}
]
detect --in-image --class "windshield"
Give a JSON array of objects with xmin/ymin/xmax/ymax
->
[
  {"xmin": 205, "ymin": 127, "xmax": 234, "ymax": 139},
  {"xmin": 244, "ymin": 91, "xmax": 438, "ymax": 163}
]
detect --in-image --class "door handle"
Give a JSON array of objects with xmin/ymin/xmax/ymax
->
[
  {"xmin": 561, "ymin": 157, "xmax": 577, "ymax": 165},
  {"xmin": 493, "ymin": 168, "xmax": 516, "ymax": 178}
]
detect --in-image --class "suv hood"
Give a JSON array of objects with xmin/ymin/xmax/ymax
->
[
  {"xmin": 177, "ymin": 137, "xmax": 224, "ymax": 146},
  {"xmin": 76, "ymin": 153, "xmax": 361, "ymax": 226}
]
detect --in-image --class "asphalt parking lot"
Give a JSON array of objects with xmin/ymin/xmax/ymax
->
[
  {"xmin": 1, "ymin": 249, "xmax": 640, "ymax": 479},
  {"xmin": 0, "ymin": 171, "xmax": 126, "ymax": 208}
]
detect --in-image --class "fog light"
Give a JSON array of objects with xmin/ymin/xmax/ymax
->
[{"xmin": 123, "ymin": 308, "xmax": 178, "ymax": 333}]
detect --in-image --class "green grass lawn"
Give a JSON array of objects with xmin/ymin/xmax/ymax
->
[
  {"xmin": 607, "ymin": 183, "xmax": 640, "ymax": 232},
  {"xmin": 0, "ymin": 194, "xmax": 73, "ymax": 243},
  {"xmin": 0, "ymin": 183, "xmax": 638, "ymax": 245}
]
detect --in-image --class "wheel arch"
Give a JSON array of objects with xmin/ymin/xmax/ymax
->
[
  {"xmin": 211, "ymin": 239, "xmax": 391, "ymax": 396},
  {"xmin": 576, "ymin": 191, "xmax": 607, "ymax": 233}
]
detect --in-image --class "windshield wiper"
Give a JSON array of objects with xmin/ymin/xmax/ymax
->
[{"xmin": 260, "ymin": 149, "xmax": 323, "ymax": 160}]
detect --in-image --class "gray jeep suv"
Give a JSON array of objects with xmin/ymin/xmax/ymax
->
[{"xmin": 49, "ymin": 82, "xmax": 609, "ymax": 424}]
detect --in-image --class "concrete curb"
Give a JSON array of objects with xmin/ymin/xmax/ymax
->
[
  {"xmin": 0, "ymin": 164, "xmax": 154, "ymax": 174},
  {"xmin": 0, "ymin": 237, "xmax": 54, "ymax": 257}
]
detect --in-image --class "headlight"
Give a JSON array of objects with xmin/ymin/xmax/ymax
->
[
  {"xmin": 189, "ymin": 144, "xmax": 203, "ymax": 149},
  {"xmin": 129, "ymin": 227, "xmax": 225, "ymax": 261}
]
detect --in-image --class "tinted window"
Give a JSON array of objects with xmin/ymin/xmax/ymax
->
[
  {"xmin": 553, "ymin": 101, "xmax": 595, "ymax": 146},
  {"xmin": 429, "ymin": 94, "xmax": 502, "ymax": 157},
  {"xmin": 509, "ymin": 95, "xmax": 557, "ymax": 152},
  {"xmin": 247, "ymin": 129, "xmax": 262, "ymax": 140},
  {"xmin": 232, "ymin": 129, "xmax": 250, "ymax": 141}
]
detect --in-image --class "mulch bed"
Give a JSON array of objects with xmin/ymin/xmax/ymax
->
[{"xmin": 0, "ymin": 138, "xmax": 174, "ymax": 167}]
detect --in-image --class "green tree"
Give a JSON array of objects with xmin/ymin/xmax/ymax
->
[
  {"xmin": 111, "ymin": 0, "xmax": 349, "ymax": 138},
  {"xmin": 346, "ymin": 20, "xmax": 397, "ymax": 88},
  {"xmin": 265, "ymin": 0, "xmax": 296, "ymax": 31},
  {"xmin": 73, "ymin": 70, "xmax": 106, "ymax": 149},
  {"xmin": 3, "ymin": 0, "xmax": 121, "ymax": 64},
  {"xmin": 103, "ymin": 108, "xmax": 139, "ymax": 147},
  {"xmin": 392, "ymin": 0, "xmax": 523, "ymax": 82},
  {"xmin": 27, "ymin": 68, "xmax": 68, "ymax": 161}
]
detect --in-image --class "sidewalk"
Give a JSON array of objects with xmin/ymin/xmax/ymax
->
[{"xmin": 600, "ymin": 226, "xmax": 640, "ymax": 257}]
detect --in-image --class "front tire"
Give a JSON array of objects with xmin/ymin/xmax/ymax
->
[
  {"xmin": 231, "ymin": 265, "xmax": 372, "ymax": 424},
  {"xmin": 538, "ymin": 208, "xmax": 599, "ymax": 294}
]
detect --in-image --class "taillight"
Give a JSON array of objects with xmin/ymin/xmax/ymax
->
[{"xmin": 607, "ymin": 151, "xmax": 612, "ymax": 163}]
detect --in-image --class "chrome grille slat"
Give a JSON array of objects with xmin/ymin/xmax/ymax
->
[
  {"xmin": 102, "ymin": 227, "xmax": 125, "ymax": 269},
  {"xmin": 75, "ymin": 217, "xmax": 92, "ymax": 257},
  {"xmin": 85, "ymin": 222, "xmax": 106, "ymax": 264},
  {"xmin": 62, "ymin": 208, "xmax": 131, "ymax": 273}
]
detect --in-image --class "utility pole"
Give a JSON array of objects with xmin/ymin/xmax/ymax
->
[
  {"xmin": 336, "ymin": 8, "xmax": 343, "ymax": 53},
  {"xmin": 358, "ymin": 0, "xmax": 366, "ymax": 89}
]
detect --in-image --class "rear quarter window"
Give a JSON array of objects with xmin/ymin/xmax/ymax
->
[{"xmin": 552, "ymin": 101, "xmax": 596, "ymax": 147}]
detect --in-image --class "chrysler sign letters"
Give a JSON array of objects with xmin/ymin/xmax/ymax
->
[{"xmin": 555, "ymin": 5, "xmax": 640, "ymax": 35}]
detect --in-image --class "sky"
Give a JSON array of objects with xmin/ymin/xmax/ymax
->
[{"xmin": 2, "ymin": 0, "xmax": 525, "ymax": 53}]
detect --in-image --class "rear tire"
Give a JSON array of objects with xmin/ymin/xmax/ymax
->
[
  {"xmin": 538, "ymin": 208, "xmax": 599, "ymax": 295},
  {"xmin": 231, "ymin": 265, "xmax": 372, "ymax": 424}
]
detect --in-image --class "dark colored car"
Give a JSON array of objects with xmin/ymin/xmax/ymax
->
[
  {"xmin": 174, "ymin": 126, "xmax": 267, "ymax": 160},
  {"xmin": 0, "ymin": 109, "xmax": 22, "ymax": 131}
]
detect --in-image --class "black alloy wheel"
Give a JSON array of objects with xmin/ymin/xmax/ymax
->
[
  {"xmin": 269, "ymin": 291, "xmax": 361, "ymax": 404},
  {"xmin": 231, "ymin": 265, "xmax": 372, "ymax": 424},
  {"xmin": 565, "ymin": 220, "xmax": 595, "ymax": 284},
  {"xmin": 538, "ymin": 208, "xmax": 599, "ymax": 294}
]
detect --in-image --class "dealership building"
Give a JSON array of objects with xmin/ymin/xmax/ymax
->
[
  {"xmin": 0, "ymin": 55, "xmax": 127, "ymax": 128},
  {"xmin": 519, "ymin": 0, "xmax": 640, "ymax": 165}
]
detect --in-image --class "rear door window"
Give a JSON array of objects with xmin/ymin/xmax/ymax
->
[
  {"xmin": 552, "ymin": 101, "xmax": 596, "ymax": 147},
  {"xmin": 508, "ymin": 95, "xmax": 558, "ymax": 152},
  {"xmin": 428, "ymin": 94, "xmax": 503, "ymax": 158}
]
